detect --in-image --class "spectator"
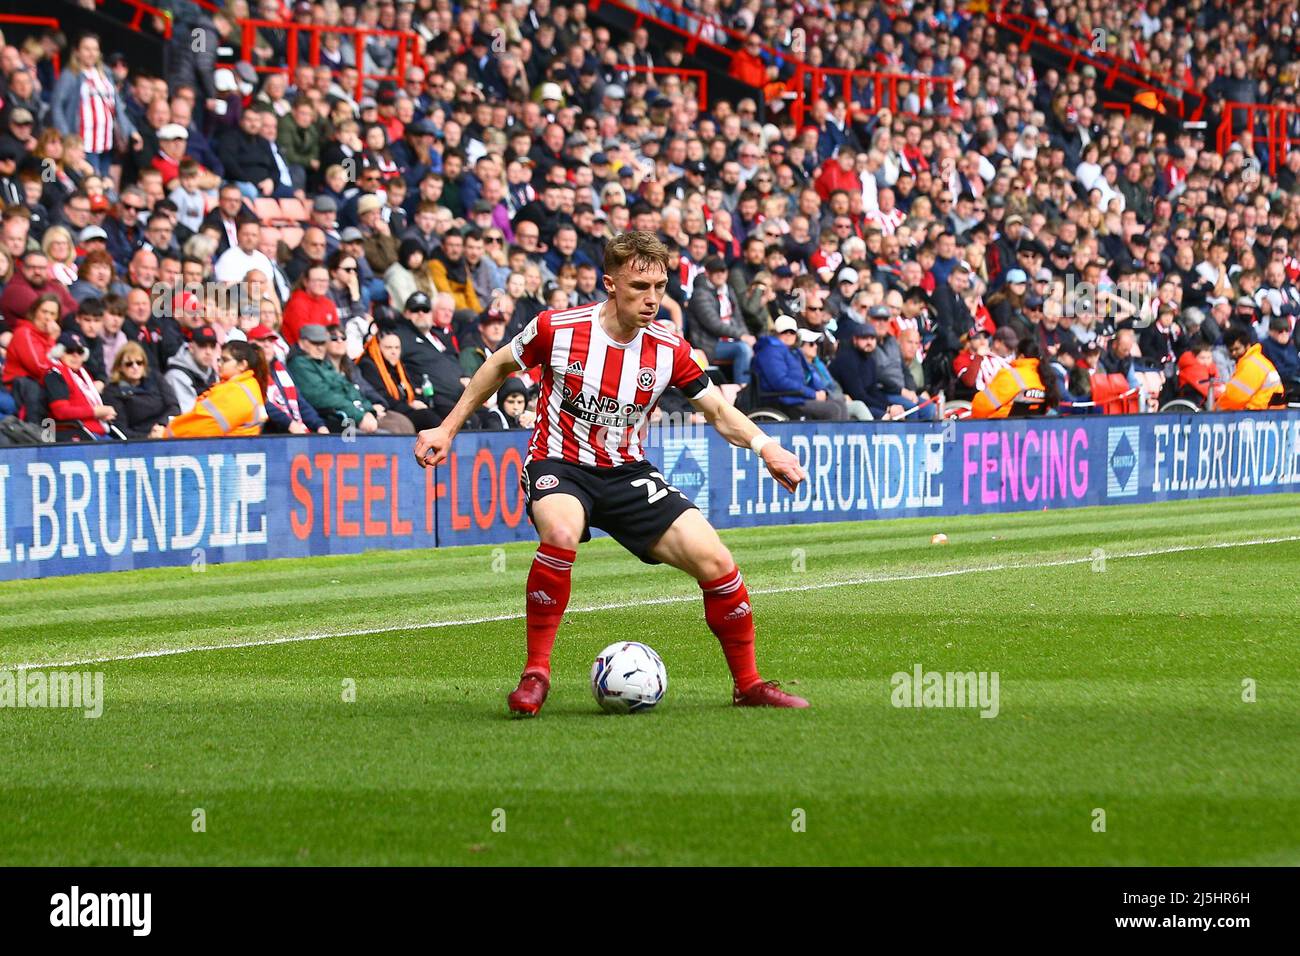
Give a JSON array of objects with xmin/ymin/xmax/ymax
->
[
  {"xmin": 1176, "ymin": 338, "xmax": 1224, "ymax": 408},
  {"xmin": 429, "ymin": 228, "xmax": 483, "ymax": 316},
  {"xmin": 460, "ymin": 307, "xmax": 510, "ymax": 378},
  {"xmin": 1261, "ymin": 316, "xmax": 1300, "ymax": 402},
  {"xmin": 385, "ymin": 239, "xmax": 435, "ymax": 314},
  {"xmin": 357, "ymin": 328, "xmax": 442, "ymax": 431},
  {"xmin": 165, "ymin": 339, "xmax": 270, "ymax": 437},
  {"xmin": 1, "ymin": 250, "xmax": 77, "ymax": 328},
  {"xmin": 287, "ymin": 323, "xmax": 380, "ymax": 434},
  {"xmin": 798, "ymin": 328, "xmax": 862, "ymax": 420},
  {"xmin": 688, "ymin": 257, "xmax": 753, "ymax": 386},
  {"xmin": 248, "ymin": 324, "xmax": 330, "ymax": 435},
  {"xmin": 755, "ymin": 315, "xmax": 847, "ymax": 420},
  {"xmin": 102, "ymin": 343, "xmax": 180, "ymax": 438},
  {"xmin": 44, "ymin": 331, "xmax": 117, "ymax": 439},
  {"xmin": 66, "ymin": 297, "xmax": 109, "ymax": 386},
  {"xmin": 3, "ymin": 293, "xmax": 63, "ymax": 416},
  {"xmin": 829, "ymin": 320, "xmax": 900, "ymax": 420},
  {"xmin": 52, "ymin": 34, "xmax": 139, "ymax": 177},
  {"xmin": 165, "ymin": 325, "xmax": 221, "ymax": 414},
  {"xmin": 322, "ymin": 324, "xmax": 411, "ymax": 434},
  {"xmin": 483, "ymin": 377, "xmax": 534, "ymax": 430},
  {"xmin": 281, "ymin": 265, "xmax": 340, "ymax": 346},
  {"xmin": 393, "ymin": 291, "xmax": 475, "ymax": 422}
]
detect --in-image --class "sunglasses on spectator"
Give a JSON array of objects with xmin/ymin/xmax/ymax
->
[
  {"xmin": 338, "ymin": 265, "xmax": 358, "ymax": 272},
  {"xmin": 123, "ymin": 203, "xmax": 147, "ymax": 212},
  {"xmin": 328, "ymin": 332, "xmax": 345, "ymax": 341},
  {"xmin": 122, "ymin": 359, "xmax": 145, "ymax": 368}
]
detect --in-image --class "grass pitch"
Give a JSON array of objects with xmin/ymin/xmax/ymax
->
[{"xmin": 1, "ymin": 495, "xmax": 1297, "ymax": 866}]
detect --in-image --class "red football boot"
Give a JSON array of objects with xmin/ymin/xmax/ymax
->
[
  {"xmin": 733, "ymin": 680, "xmax": 810, "ymax": 709},
  {"xmin": 507, "ymin": 671, "xmax": 550, "ymax": 717}
]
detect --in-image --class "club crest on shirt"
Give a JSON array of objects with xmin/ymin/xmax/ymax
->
[
  {"xmin": 534, "ymin": 474, "xmax": 559, "ymax": 491},
  {"xmin": 636, "ymin": 367, "xmax": 657, "ymax": 390}
]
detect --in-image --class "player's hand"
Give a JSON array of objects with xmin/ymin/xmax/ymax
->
[
  {"xmin": 414, "ymin": 424, "xmax": 452, "ymax": 468},
  {"xmin": 761, "ymin": 442, "xmax": 806, "ymax": 494}
]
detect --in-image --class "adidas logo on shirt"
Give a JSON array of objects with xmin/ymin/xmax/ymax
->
[
  {"xmin": 724, "ymin": 601, "xmax": 752, "ymax": 620},
  {"xmin": 528, "ymin": 590, "xmax": 557, "ymax": 606},
  {"xmin": 563, "ymin": 360, "xmax": 584, "ymax": 375}
]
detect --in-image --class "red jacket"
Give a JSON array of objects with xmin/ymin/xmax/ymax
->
[
  {"xmin": 280, "ymin": 290, "xmax": 340, "ymax": 345},
  {"xmin": 729, "ymin": 50, "xmax": 767, "ymax": 88},
  {"xmin": 1177, "ymin": 349, "xmax": 1221, "ymax": 402},
  {"xmin": 0, "ymin": 270, "xmax": 77, "ymax": 330},
  {"xmin": 2, "ymin": 318, "xmax": 58, "ymax": 385},
  {"xmin": 814, "ymin": 158, "xmax": 862, "ymax": 202},
  {"xmin": 44, "ymin": 361, "xmax": 106, "ymax": 436}
]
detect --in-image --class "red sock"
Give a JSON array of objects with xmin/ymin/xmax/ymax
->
[
  {"xmin": 700, "ymin": 566, "xmax": 761, "ymax": 691},
  {"xmin": 524, "ymin": 543, "xmax": 575, "ymax": 676}
]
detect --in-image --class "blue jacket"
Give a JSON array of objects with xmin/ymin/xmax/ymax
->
[
  {"xmin": 802, "ymin": 352, "xmax": 835, "ymax": 393},
  {"xmin": 829, "ymin": 343, "xmax": 889, "ymax": 418},
  {"xmin": 753, "ymin": 335, "xmax": 816, "ymax": 406},
  {"xmin": 52, "ymin": 67, "xmax": 137, "ymax": 145},
  {"xmin": 1262, "ymin": 335, "xmax": 1300, "ymax": 383}
]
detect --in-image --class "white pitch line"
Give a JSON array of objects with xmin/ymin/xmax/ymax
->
[{"xmin": 8, "ymin": 534, "xmax": 1299, "ymax": 671}]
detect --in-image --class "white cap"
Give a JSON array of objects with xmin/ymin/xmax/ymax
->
[
  {"xmin": 774, "ymin": 315, "xmax": 799, "ymax": 334},
  {"xmin": 539, "ymin": 82, "xmax": 563, "ymax": 102},
  {"xmin": 797, "ymin": 328, "xmax": 822, "ymax": 343},
  {"xmin": 838, "ymin": 267, "xmax": 859, "ymax": 285},
  {"xmin": 157, "ymin": 123, "xmax": 188, "ymax": 141},
  {"xmin": 214, "ymin": 69, "xmax": 238, "ymax": 93}
]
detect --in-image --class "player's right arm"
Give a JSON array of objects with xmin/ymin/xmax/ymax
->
[
  {"xmin": 413, "ymin": 346, "xmax": 521, "ymax": 467},
  {"xmin": 414, "ymin": 313, "xmax": 551, "ymax": 468}
]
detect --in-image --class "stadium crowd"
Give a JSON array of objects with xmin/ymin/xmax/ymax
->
[{"xmin": 0, "ymin": 0, "xmax": 1298, "ymax": 442}]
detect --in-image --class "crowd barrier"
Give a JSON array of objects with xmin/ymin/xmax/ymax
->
[{"xmin": 3, "ymin": 410, "xmax": 1300, "ymax": 580}]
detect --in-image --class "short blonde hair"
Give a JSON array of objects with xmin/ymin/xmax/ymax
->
[{"xmin": 111, "ymin": 342, "xmax": 150, "ymax": 383}]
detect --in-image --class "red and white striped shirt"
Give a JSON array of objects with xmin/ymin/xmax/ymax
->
[
  {"xmin": 865, "ymin": 206, "xmax": 905, "ymax": 236},
  {"xmin": 511, "ymin": 301, "xmax": 709, "ymax": 467},
  {"xmin": 79, "ymin": 68, "xmax": 117, "ymax": 155}
]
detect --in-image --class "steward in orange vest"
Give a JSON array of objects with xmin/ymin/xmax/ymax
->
[
  {"xmin": 1218, "ymin": 331, "xmax": 1284, "ymax": 411},
  {"xmin": 970, "ymin": 338, "xmax": 1060, "ymax": 418},
  {"xmin": 165, "ymin": 343, "xmax": 269, "ymax": 437}
]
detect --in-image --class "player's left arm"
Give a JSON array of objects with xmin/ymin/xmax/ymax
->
[{"xmin": 689, "ymin": 384, "xmax": 807, "ymax": 493}]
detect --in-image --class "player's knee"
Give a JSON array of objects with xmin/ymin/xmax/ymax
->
[
  {"xmin": 540, "ymin": 525, "xmax": 583, "ymax": 551},
  {"xmin": 697, "ymin": 549, "xmax": 735, "ymax": 583}
]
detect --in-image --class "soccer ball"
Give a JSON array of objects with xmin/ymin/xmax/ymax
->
[{"xmin": 590, "ymin": 641, "xmax": 668, "ymax": 714}]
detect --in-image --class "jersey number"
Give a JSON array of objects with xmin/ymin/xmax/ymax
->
[{"xmin": 631, "ymin": 471, "xmax": 687, "ymax": 504}]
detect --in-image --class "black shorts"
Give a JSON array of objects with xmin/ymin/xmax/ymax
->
[{"xmin": 522, "ymin": 458, "xmax": 698, "ymax": 564}]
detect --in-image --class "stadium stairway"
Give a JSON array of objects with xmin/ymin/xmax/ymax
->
[
  {"xmin": 39, "ymin": 0, "xmax": 172, "ymax": 75},
  {"xmin": 586, "ymin": 0, "xmax": 765, "ymax": 118},
  {"xmin": 985, "ymin": 3, "xmax": 1203, "ymax": 139}
]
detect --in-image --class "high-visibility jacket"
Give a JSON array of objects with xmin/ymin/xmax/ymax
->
[
  {"xmin": 164, "ymin": 370, "xmax": 267, "ymax": 437},
  {"xmin": 970, "ymin": 357, "xmax": 1048, "ymax": 419},
  {"xmin": 1218, "ymin": 343, "xmax": 1283, "ymax": 410}
]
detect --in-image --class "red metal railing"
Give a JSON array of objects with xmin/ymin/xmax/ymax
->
[
  {"xmin": 587, "ymin": 0, "xmax": 731, "ymax": 59},
  {"xmin": 239, "ymin": 20, "xmax": 421, "ymax": 100},
  {"xmin": 790, "ymin": 63, "xmax": 959, "ymax": 127},
  {"xmin": 1216, "ymin": 103, "xmax": 1300, "ymax": 176},
  {"xmin": 0, "ymin": 15, "xmax": 62, "ymax": 75},
  {"xmin": 97, "ymin": 0, "xmax": 175, "ymax": 40},
  {"xmin": 988, "ymin": 7, "xmax": 1205, "ymax": 121},
  {"xmin": 615, "ymin": 64, "xmax": 709, "ymax": 112}
]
